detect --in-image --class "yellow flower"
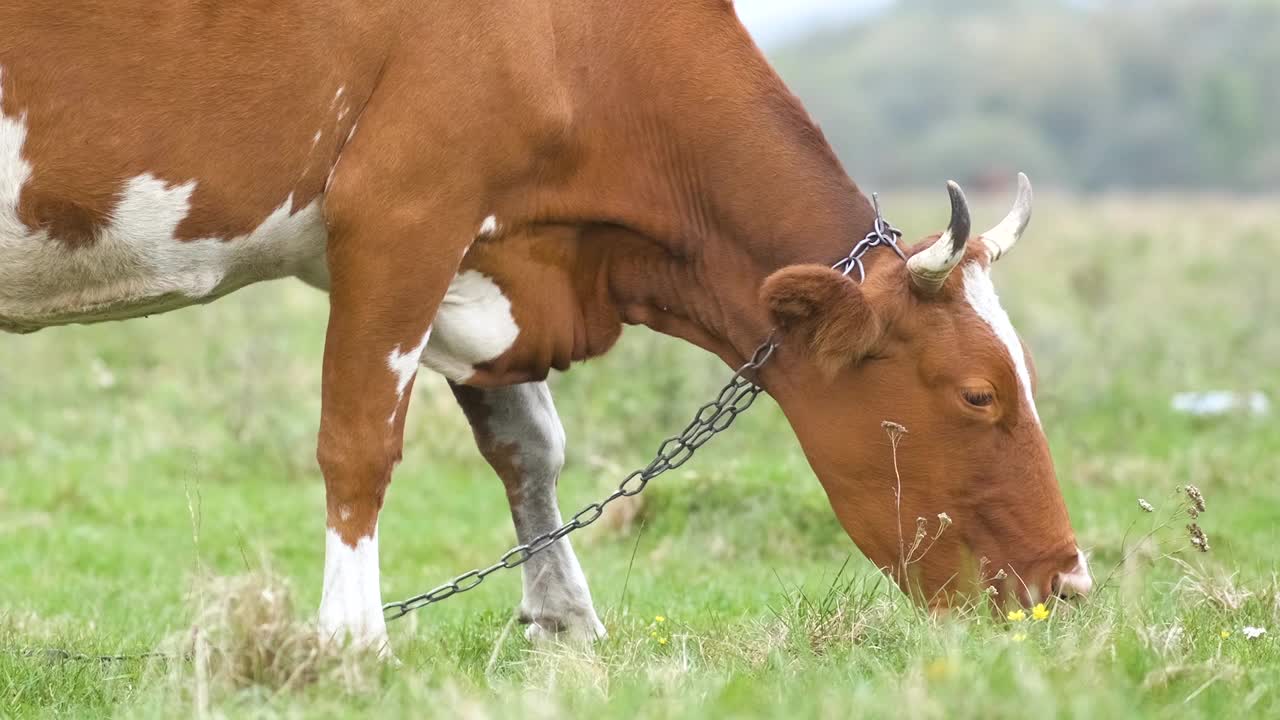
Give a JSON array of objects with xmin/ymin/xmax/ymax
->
[
  {"xmin": 658, "ymin": 637, "xmax": 668, "ymax": 646},
  {"xmin": 1007, "ymin": 609, "xmax": 1026, "ymax": 622},
  {"xmin": 925, "ymin": 659, "xmax": 951, "ymax": 680},
  {"xmin": 1220, "ymin": 630, "xmax": 1231, "ymax": 639},
  {"xmin": 650, "ymin": 631, "xmax": 658, "ymax": 638},
  {"xmin": 1012, "ymin": 633, "xmax": 1028, "ymax": 643},
  {"xmin": 655, "ymin": 615, "xmax": 666, "ymax": 623},
  {"xmin": 1031, "ymin": 603, "xmax": 1050, "ymax": 621}
]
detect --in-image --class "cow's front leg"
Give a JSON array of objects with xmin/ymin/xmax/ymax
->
[
  {"xmin": 315, "ymin": 276, "xmax": 433, "ymax": 653},
  {"xmin": 450, "ymin": 381, "xmax": 606, "ymax": 644},
  {"xmin": 314, "ymin": 160, "xmax": 482, "ymax": 654}
]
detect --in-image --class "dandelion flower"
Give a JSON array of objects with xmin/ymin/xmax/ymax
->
[
  {"xmin": 1242, "ymin": 626, "xmax": 1267, "ymax": 640},
  {"xmin": 1012, "ymin": 633, "xmax": 1027, "ymax": 643},
  {"xmin": 1138, "ymin": 498, "xmax": 1154, "ymax": 513},
  {"xmin": 650, "ymin": 631, "xmax": 658, "ymax": 638},
  {"xmin": 658, "ymin": 637, "xmax": 669, "ymax": 646},
  {"xmin": 1031, "ymin": 603, "xmax": 1050, "ymax": 621},
  {"xmin": 654, "ymin": 615, "xmax": 666, "ymax": 623},
  {"xmin": 1007, "ymin": 609, "xmax": 1026, "ymax": 622},
  {"xmin": 1220, "ymin": 630, "xmax": 1231, "ymax": 639}
]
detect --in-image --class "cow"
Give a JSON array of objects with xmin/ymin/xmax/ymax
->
[{"xmin": 0, "ymin": 0, "xmax": 1091, "ymax": 653}]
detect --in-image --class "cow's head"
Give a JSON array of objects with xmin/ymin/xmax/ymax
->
[{"xmin": 761, "ymin": 175, "xmax": 1089, "ymax": 608}]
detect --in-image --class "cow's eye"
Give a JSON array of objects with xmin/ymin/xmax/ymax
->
[{"xmin": 962, "ymin": 390, "xmax": 995, "ymax": 408}]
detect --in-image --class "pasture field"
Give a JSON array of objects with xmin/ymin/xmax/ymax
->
[{"xmin": 1, "ymin": 194, "xmax": 1278, "ymax": 718}]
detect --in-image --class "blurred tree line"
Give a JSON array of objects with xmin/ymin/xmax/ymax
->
[{"xmin": 771, "ymin": 0, "xmax": 1280, "ymax": 191}]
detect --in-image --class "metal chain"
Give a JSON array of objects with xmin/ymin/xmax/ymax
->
[
  {"xmin": 382, "ymin": 197, "xmax": 903, "ymax": 622},
  {"xmin": 831, "ymin": 194, "xmax": 906, "ymax": 282}
]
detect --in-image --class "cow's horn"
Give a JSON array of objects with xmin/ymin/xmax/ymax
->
[
  {"xmin": 907, "ymin": 181, "xmax": 971, "ymax": 293},
  {"xmin": 981, "ymin": 173, "xmax": 1034, "ymax": 262}
]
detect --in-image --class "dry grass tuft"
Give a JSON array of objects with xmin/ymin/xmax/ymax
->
[
  {"xmin": 170, "ymin": 571, "xmax": 380, "ymax": 704},
  {"xmin": 520, "ymin": 639, "xmax": 612, "ymax": 699},
  {"xmin": 1140, "ymin": 660, "xmax": 1242, "ymax": 692},
  {"xmin": 1168, "ymin": 558, "xmax": 1253, "ymax": 611},
  {"xmin": 1134, "ymin": 622, "xmax": 1187, "ymax": 659}
]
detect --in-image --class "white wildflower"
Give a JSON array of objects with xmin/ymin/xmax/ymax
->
[{"xmin": 1242, "ymin": 626, "xmax": 1267, "ymax": 640}]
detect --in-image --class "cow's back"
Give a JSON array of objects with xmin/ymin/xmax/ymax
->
[{"xmin": 0, "ymin": 1, "xmax": 395, "ymax": 331}]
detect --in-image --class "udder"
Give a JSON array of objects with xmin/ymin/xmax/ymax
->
[{"xmin": 419, "ymin": 269, "xmax": 522, "ymax": 383}]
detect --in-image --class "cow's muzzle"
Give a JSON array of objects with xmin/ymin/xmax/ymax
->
[{"xmin": 1051, "ymin": 547, "xmax": 1094, "ymax": 599}]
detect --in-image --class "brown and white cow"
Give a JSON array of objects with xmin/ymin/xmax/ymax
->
[{"xmin": 0, "ymin": 1, "xmax": 1090, "ymax": 651}]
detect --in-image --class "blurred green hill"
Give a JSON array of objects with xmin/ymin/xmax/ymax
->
[{"xmin": 771, "ymin": 0, "xmax": 1280, "ymax": 191}]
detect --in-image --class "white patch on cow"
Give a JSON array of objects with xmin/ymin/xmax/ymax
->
[
  {"xmin": 317, "ymin": 527, "xmax": 388, "ymax": 652},
  {"xmin": 0, "ymin": 78, "xmax": 329, "ymax": 332},
  {"xmin": 1056, "ymin": 547, "xmax": 1093, "ymax": 597},
  {"xmin": 478, "ymin": 215, "xmax": 499, "ymax": 238},
  {"xmin": 421, "ymin": 270, "xmax": 520, "ymax": 383},
  {"xmin": 961, "ymin": 263, "xmax": 1041, "ymax": 425},
  {"xmin": 386, "ymin": 329, "xmax": 432, "ymax": 425},
  {"xmin": 0, "ymin": 69, "xmax": 33, "ymax": 245},
  {"xmin": 388, "ymin": 330, "xmax": 432, "ymax": 397}
]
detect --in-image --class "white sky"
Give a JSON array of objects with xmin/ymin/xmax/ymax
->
[{"xmin": 732, "ymin": 0, "xmax": 889, "ymax": 45}]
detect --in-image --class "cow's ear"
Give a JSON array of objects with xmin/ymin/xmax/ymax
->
[{"xmin": 762, "ymin": 266, "xmax": 882, "ymax": 375}]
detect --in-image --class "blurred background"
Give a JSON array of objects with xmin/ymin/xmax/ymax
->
[{"xmin": 738, "ymin": 0, "xmax": 1279, "ymax": 192}]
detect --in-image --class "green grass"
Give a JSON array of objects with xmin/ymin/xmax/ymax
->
[{"xmin": 1, "ymin": 194, "xmax": 1278, "ymax": 718}]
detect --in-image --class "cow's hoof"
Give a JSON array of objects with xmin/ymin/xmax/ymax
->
[
  {"xmin": 317, "ymin": 626, "xmax": 394, "ymax": 662},
  {"xmin": 523, "ymin": 615, "xmax": 607, "ymax": 646}
]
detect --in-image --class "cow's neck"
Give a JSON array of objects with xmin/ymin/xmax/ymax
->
[{"xmin": 509, "ymin": 3, "xmax": 882, "ymax": 369}]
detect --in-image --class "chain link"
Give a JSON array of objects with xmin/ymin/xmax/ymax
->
[
  {"xmin": 831, "ymin": 193, "xmax": 905, "ymax": 282},
  {"xmin": 382, "ymin": 200, "xmax": 903, "ymax": 622}
]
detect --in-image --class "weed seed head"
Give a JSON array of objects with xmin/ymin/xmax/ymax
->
[
  {"xmin": 1184, "ymin": 485, "xmax": 1206, "ymax": 517},
  {"xmin": 880, "ymin": 421, "xmax": 908, "ymax": 443},
  {"xmin": 1187, "ymin": 523, "xmax": 1210, "ymax": 552}
]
